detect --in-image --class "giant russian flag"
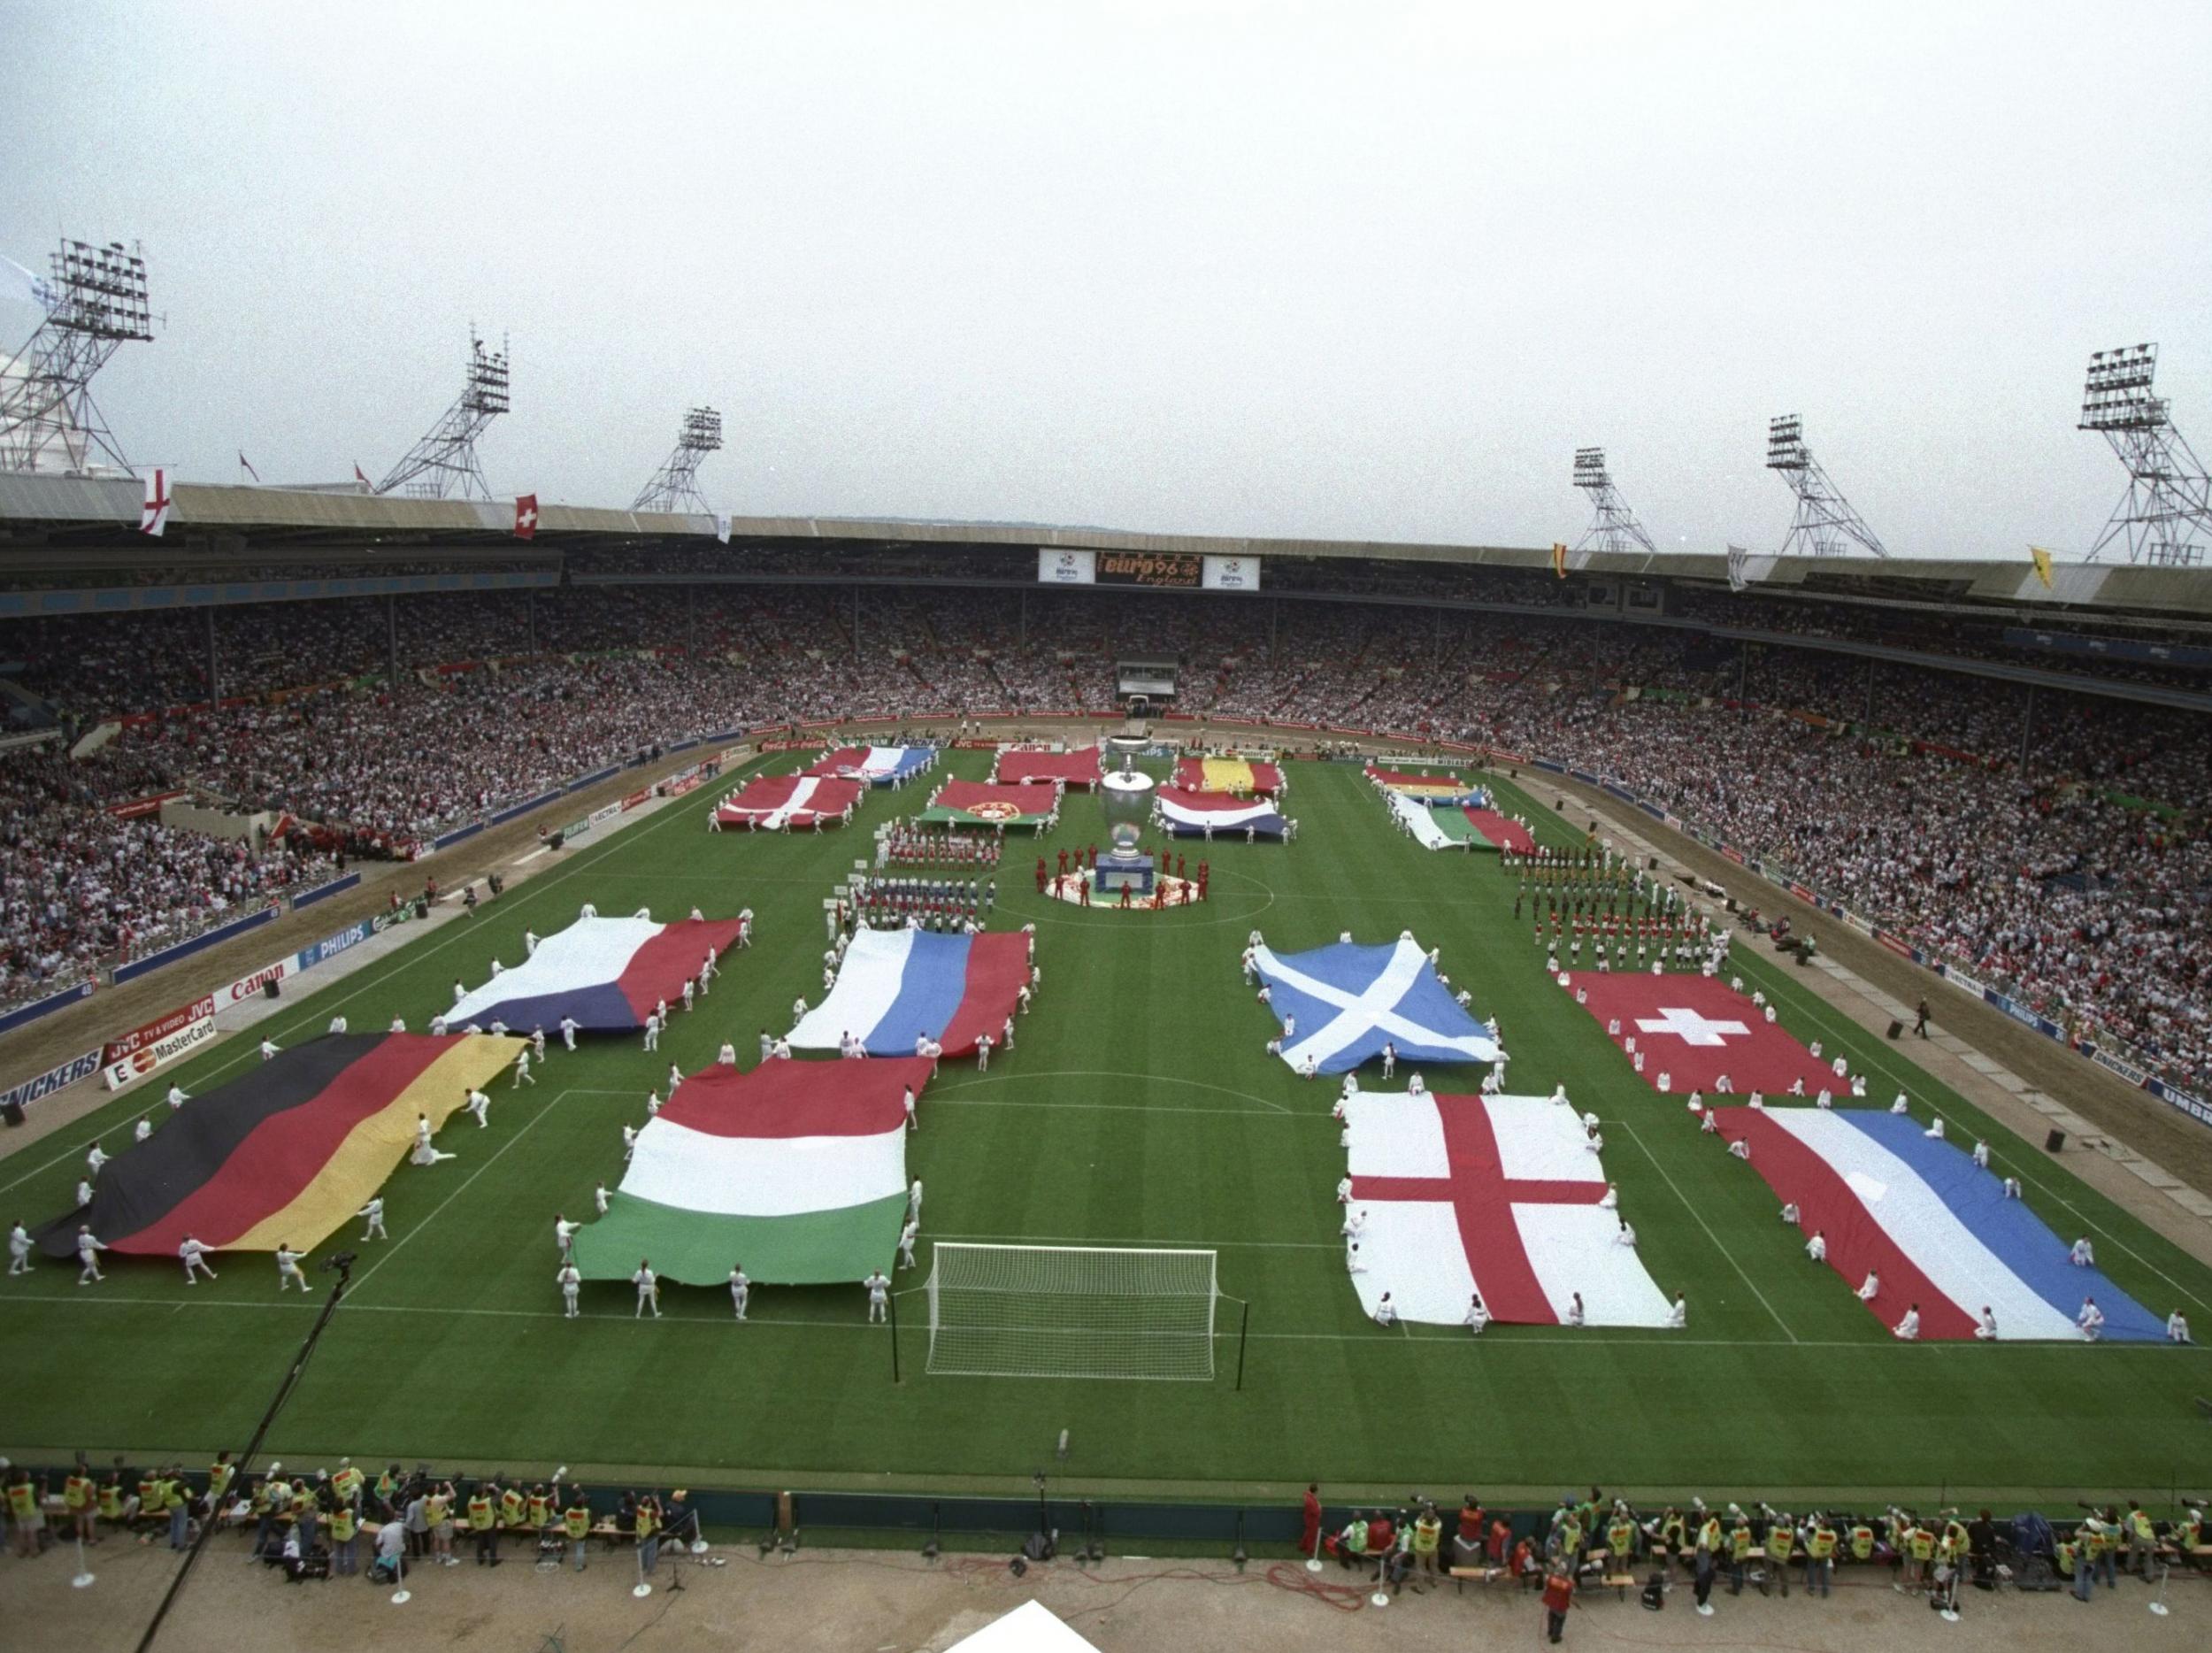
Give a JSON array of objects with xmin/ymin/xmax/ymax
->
[
  {"xmin": 995, "ymin": 747, "xmax": 1102, "ymax": 788},
  {"xmin": 572, "ymin": 1057, "xmax": 933, "ymax": 1286},
  {"xmin": 1342, "ymin": 1092, "xmax": 1673, "ymax": 1326},
  {"xmin": 1712, "ymin": 1108, "xmax": 2165, "ymax": 1342},
  {"xmin": 809, "ymin": 745, "xmax": 937, "ymax": 787},
  {"xmin": 1156, "ymin": 786, "xmax": 1284, "ymax": 839},
  {"xmin": 790, "ymin": 927, "xmax": 1029, "ymax": 1057},
  {"xmin": 1571, "ymin": 974, "xmax": 1839, "ymax": 1096},
  {"xmin": 1253, "ymin": 936, "xmax": 1500, "ymax": 1073},
  {"xmin": 713, "ymin": 774, "xmax": 863, "ymax": 830},
  {"xmin": 443, "ymin": 914, "xmax": 741, "ymax": 1033},
  {"xmin": 1172, "ymin": 757, "xmax": 1282, "ymax": 796}
]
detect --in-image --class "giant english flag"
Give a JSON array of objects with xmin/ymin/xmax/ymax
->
[
  {"xmin": 713, "ymin": 774, "xmax": 862, "ymax": 830},
  {"xmin": 1172, "ymin": 757, "xmax": 1282, "ymax": 796},
  {"xmin": 443, "ymin": 913, "xmax": 741, "ymax": 1033},
  {"xmin": 808, "ymin": 745, "xmax": 937, "ymax": 787},
  {"xmin": 791, "ymin": 927, "xmax": 1029, "ymax": 1057},
  {"xmin": 1712, "ymin": 1108, "xmax": 2165, "ymax": 1342},
  {"xmin": 1365, "ymin": 766, "xmax": 1480, "ymax": 803},
  {"xmin": 1342, "ymin": 1092, "xmax": 1672, "ymax": 1326},
  {"xmin": 34, "ymin": 1034, "xmax": 520, "ymax": 1257},
  {"xmin": 1156, "ymin": 786, "xmax": 1283, "ymax": 839},
  {"xmin": 995, "ymin": 747, "xmax": 1103, "ymax": 788},
  {"xmin": 1253, "ymin": 936, "xmax": 1500, "ymax": 1073},
  {"xmin": 1570, "ymin": 974, "xmax": 1839, "ymax": 1096},
  {"xmin": 918, "ymin": 780, "xmax": 1060, "ymax": 827},
  {"xmin": 572, "ymin": 1057, "xmax": 933, "ymax": 1286}
]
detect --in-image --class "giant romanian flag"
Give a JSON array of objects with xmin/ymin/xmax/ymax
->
[
  {"xmin": 445, "ymin": 913, "xmax": 742, "ymax": 1033},
  {"xmin": 1365, "ymin": 766, "xmax": 1479, "ymax": 803},
  {"xmin": 572, "ymin": 1057, "xmax": 933, "ymax": 1286},
  {"xmin": 1172, "ymin": 757, "xmax": 1283, "ymax": 796},
  {"xmin": 33, "ymin": 1034, "xmax": 520, "ymax": 1258},
  {"xmin": 918, "ymin": 780, "xmax": 1059, "ymax": 827}
]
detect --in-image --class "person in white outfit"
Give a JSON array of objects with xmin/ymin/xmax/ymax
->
[
  {"xmin": 1976, "ymin": 1307, "xmax": 1999, "ymax": 1342},
  {"xmin": 2167, "ymin": 1310, "xmax": 2192, "ymax": 1343},
  {"xmin": 865, "ymin": 1270, "xmax": 891, "ymax": 1322},
  {"xmin": 76, "ymin": 1226, "xmax": 109, "ymax": 1283},
  {"xmin": 643, "ymin": 1012, "xmax": 661, "ymax": 1053},
  {"xmin": 179, "ymin": 1234, "xmax": 219, "ymax": 1283},
  {"xmin": 275, "ymin": 1244, "xmax": 309, "ymax": 1292},
  {"xmin": 621, "ymin": 1124, "xmax": 638, "ymax": 1160},
  {"xmin": 1371, "ymin": 1292, "xmax": 1398, "ymax": 1327},
  {"xmin": 1664, "ymin": 1293, "xmax": 1687, "ymax": 1328},
  {"xmin": 717, "ymin": 1042, "xmax": 737, "ymax": 1066},
  {"xmin": 594, "ymin": 1181, "xmax": 611, "ymax": 1216},
  {"xmin": 1617, "ymin": 1220, "xmax": 1638, "ymax": 1248},
  {"xmin": 729, "ymin": 1265, "xmax": 750, "ymax": 1320},
  {"xmin": 1893, "ymin": 1304, "xmax": 1922, "ymax": 1341},
  {"xmin": 86, "ymin": 1142, "xmax": 108, "ymax": 1180},
  {"xmin": 465, "ymin": 1088, "xmax": 491, "ymax": 1127},
  {"xmin": 1380, "ymin": 1042, "xmax": 1396, "ymax": 1080},
  {"xmin": 2077, "ymin": 1297, "xmax": 2105, "ymax": 1342},
  {"xmin": 559, "ymin": 1017, "xmax": 580, "ymax": 1051},
  {"xmin": 1971, "ymin": 1141, "xmax": 1990, "ymax": 1168},
  {"xmin": 555, "ymin": 1215, "xmax": 579, "ymax": 1257},
  {"xmin": 1346, "ymin": 1240, "xmax": 1367, "ymax": 1274},
  {"xmin": 329, "ymin": 1016, "xmax": 349, "ymax": 1034},
  {"xmin": 454, "ymin": 980, "xmax": 467, "ymax": 1005},
  {"xmin": 898, "ymin": 1220, "xmax": 918, "ymax": 1270},
  {"xmin": 359, "ymin": 1198, "xmax": 388, "ymax": 1241},
  {"xmin": 902, "ymin": 1087, "xmax": 917, "ymax": 1131},
  {"xmin": 1857, "ymin": 1271, "xmax": 1879, "ymax": 1302},
  {"xmin": 167, "ymin": 1084, "xmax": 189, "ymax": 1111},
  {"xmin": 634, "ymin": 1260, "xmax": 662, "ymax": 1319},
  {"xmin": 1464, "ymin": 1292, "xmax": 1490, "ymax": 1334},
  {"xmin": 558, "ymin": 1263, "xmax": 581, "ymax": 1318},
  {"xmin": 1564, "ymin": 1293, "xmax": 1586, "ymax": 1327},
  {"xmin": 134, "ymin": 1116, "xmax": 151, "ymax": 1144},
  {"xmin": 511, "ymin": 1048, "xmax": 535, "ymax": 1088},
  {"xmin": 908, "ymin": 1180, "xmax": 924, "ymax": 1224},
  {"xmin": 1805, "ymin": 1230, "xmax": 1826, "ymax": 1263},
  {"xmin": 9, "ymin": 1221, "xmax": 35, "ymax": 1275},
  {"xmin": 2070, "ymin": 1236, "xmax": 2095, "ymax": 1268}
]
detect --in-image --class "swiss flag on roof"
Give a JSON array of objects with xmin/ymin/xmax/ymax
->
[
  {"xmin": 1568, "ymin": 973, "xmax": 1840, "ymax": 1095},
  {"xmin": 513, "ymin": 493, "xmax": 539, "ymax": 539}
]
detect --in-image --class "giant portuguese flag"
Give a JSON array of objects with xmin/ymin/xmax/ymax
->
[
  {"xmin": 918, "ymin": 780, "xmax": 1059, "ymax": 826},
  {"xmin": 35, "ymin": 1034, "xmax": 520, "ymax": 1258}
]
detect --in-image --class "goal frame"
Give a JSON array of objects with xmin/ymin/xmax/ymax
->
[{"xmin": 921, "ymin": 1242, "xmax": 1225, "ymax": 1384}]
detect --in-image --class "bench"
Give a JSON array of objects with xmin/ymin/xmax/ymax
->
[{"xmin": 1448, "ymin": 1565, "xmax": 1509, "ymax": 1594}]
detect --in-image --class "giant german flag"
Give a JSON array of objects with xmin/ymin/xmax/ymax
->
[{"xmin": 34, "ymin": 1034, "xmax": 520, "ymax": 1258}]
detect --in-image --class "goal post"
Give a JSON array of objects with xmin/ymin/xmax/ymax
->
[{"xmin": 923, "ymin": 1244, "xmax": 1220, "ymax": 1381}]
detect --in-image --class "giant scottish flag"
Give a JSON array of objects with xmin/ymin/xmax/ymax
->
[
  {"xmin": 1713, "ymin": 1108, "xmax": 2166, "ymax": 1342},
  {"xmin": 790, "ymin": 927, "xmax": 1028, "ymax": 1057},
  {"xmin": 1252, "ymin": 935, "xmax": 1500, "ymax": 1073},
  {"xmin": 444, "ymin": 914, "xmax": 741, "ymax": 1033}
]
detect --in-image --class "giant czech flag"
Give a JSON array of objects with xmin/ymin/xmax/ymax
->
[
  {"xmin": 1712, "ymin": 1108, "xmax": 2164, "ymax": 1341},
  {"xmin": 1253, "ymin": 936, "xmax": 1500, "ymax": 1073},
  {"xmin": 1342, "ymin": 1092, "xmax": 1672, "ymax": 1326},
  {"xmin": 791, "ymin": 927, "xmax": 1029, "ymax": 1057},
  {"xmin": 1571, "ymin": 975, "xmax": 1839, "ymax": 1095},
  {"xmin": 444, "ymin": 914, "xmax": 741, "ymax": 1033},
  {"xmin": 713, "ymin": 774, "xmax": 862, "ymax": 830},
  {"xmin": 808, "ymin": 745, "xmax": 937, "ymax": 787},
  {"xmin": 572, "ymin": 1057, "xmax": 933, "ymax": 1286},
  {"xmin": 1157, "ymin": 786, "xmax": 1284, "ymax": 839}
]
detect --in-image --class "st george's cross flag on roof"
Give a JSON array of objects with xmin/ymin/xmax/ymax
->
[
  {"xmin": 712, "ymin": 773, "xmax": 863, "ymax": 830},
  {"xmin": 442, "ymin": 913, "xmax": 743, "ymax": 1034},
  {"xmin": 1364, "ymin": 766, "xmax": 1480, "ymax": 803},
  {"xmin": 1171, "ymin": 757, "xmax": 1283, "ymax": 796},
  {"xmin": 806, "ymin": 745, "xmax": 938, "ymax": 787},
  {"xmin": 918, "ymin": 779, "xmax": 1062, "ymax": 826},
  {"xmin": 790, "ymin": 926, "xmax": 1030, "ymax": 1057},
  {"xmin": 1252, "ymin": 935, "xmax": 1500, "ymax": 1073},
  {"xmin": 1340, "ymin": 1092, "xmax": 1672, "ymax": 1326},
  {"xmin": 1710, "ymin": 1107, "xmax": 2165, "ymax": 1341},
  {"xmin": 1569, "ymin": 974, "xmax": 1839, "ymax": 1095},
  {"xmin": 994, "ymin": 746, "xmax": 1103, "ymax": 788},
  {"xmin": 1156, "ymin": 786, "xmax": 1284, "ymax": 839},
  {"xmin": 572, "ymin": 1057, "xmax": 934, "ymax": 1286}
]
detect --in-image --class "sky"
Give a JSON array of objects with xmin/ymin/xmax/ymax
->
[{"xmin": 3, "ymin": 0, "xmax": 2208, "ymax": 559}]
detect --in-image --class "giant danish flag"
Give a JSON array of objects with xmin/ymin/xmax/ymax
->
[
  {"xmin": 1570, "ymin": 974, "xmax": 1837, "ymax": 1095},
  {"xmin": 513, "ymin": 493, "xmax": 539, "ymax": 539}
]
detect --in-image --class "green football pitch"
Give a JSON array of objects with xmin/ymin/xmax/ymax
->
[{"xmin": 4, "ymin": 749, "xmax": 2209, "ymax": 1508}]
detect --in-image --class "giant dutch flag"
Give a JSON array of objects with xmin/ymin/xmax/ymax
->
[
  {"xmin": 443, "ymin": 914, "xmax": 742, "ymax": 1033},
  {"xmin": 1342, "ymin": 1092, "xmax": 1673, "ymax": 1326},
  {"xmin": 1712, "ymin": 1108, "xmax": 2166, "ymax": 1342},
  {"xmin": 1253, "ymin": 936, "xmax": 1500, "ymax": 1073},
  {"xmin": 808, "ymin": 745, "xmax": 937, "ymax": 787},
  {"xmin": 791, "ymin": 927, "xmax": 1029, "ymax": 1057},
  {"xmin": 572, "ymin": 1057, "xmax": 933, "ymax": 1286},
  {"xmin": 1156, "ymin": 786, "xmax": 1284, "ymax": 839}
]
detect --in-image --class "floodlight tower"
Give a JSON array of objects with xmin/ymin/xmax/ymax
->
[
  {"xmin": 632, "ymin": 405, "xmax": 723, "ymax": 513},
  {"xmin": 1571, "ymin": 446, "xmax": 1657, "ymax": 555},
  {"xmin": 1764, "ymin": 415, "xmax": 1888, "ymax": 558},
  {"xmin": 0, "ymin": 237, "xmax": 155, "ymax": 474},
  {"xmin": 375, "ymin": 328, "xmax": 510, "ymax": 500},
  {"xmin": 2078, "ymin": 344, "xmax": 2212, "ymax": 566}
]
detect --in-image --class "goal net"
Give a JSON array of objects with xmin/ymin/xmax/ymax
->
[{"xmin": 923, "ymin": 1244, "xmax": 1220, "ymax": 1381}]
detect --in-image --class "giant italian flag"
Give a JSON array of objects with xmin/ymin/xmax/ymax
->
[{"xmin": 572, "ymin": 1057, "xmax": 933, "ymax": 1286}]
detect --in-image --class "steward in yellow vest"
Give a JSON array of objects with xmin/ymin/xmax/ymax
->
[{"xmin": 563, "ymin": 1493, "xmax": 592, "ymax": 1572}]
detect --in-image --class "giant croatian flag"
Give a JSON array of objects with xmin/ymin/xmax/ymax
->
[
  {"xmin": 808, "ymin": 745, "xmax": 936, "ymax": 787},
  {"xmin": 1571, "ymin": 975, "xmax": 1838, "ymax": 1095},
  {"xmin": 1343, "ymin": 1092, "xmax": 1672, "ymax": 1326},
  {"xmin": 790, "ymin": 927, "xmax": 1029, "ymax": 1057},
  {"xmin": 444, "ymin": 914, "xmax": 743, "ymax": 1032},
  {"xmin": 713, "ymin": 774, "xmax": 863, "ymax": 830},
  {"xmin": 1253, "ymin": 936, "xmax": 1500, "ymax": 1073},
  {"xmin": 1157, "ymin": 786, "xmax": 1284, "ymax": 839},
  {"xmin": 1712, "ymin": 1108, "xmax": 2165, "ymax": 1342}
]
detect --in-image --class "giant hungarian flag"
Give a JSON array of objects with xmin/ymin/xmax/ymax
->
[
  {"xmin": 1156, "ymin": 786, "xmax": 1283, "ymax": 839},
  {"xmin": 1711, "ymin": 1107, "xmax": 2165, "ymax": 1342},
  {"xmin": 34, "ymin": 1034, "xmax": 520, "ymax": 1258},
  {"xmin": 1172, "ymin": 757, "xmax": 1282, "ymax": 796},
  {"xmin": 445, "ymin": 913, "xmax": 742, "ymax": 1032},
  {"xmin": 918, "ymin": 780, "xmax": 1059, "ymax": 827},
  {"xmin": 1365, "ymin": 766, "xmax": 1479, "ymax": 803},
  {"xmin": 808, "ymin": 745, "xmax": 937, "ymax": 787},
  {"xmin": 1570, "ymin": 974, "xmax": 1839, "ymax": 1095},
  {"xmin": 572, "ymin": 1057, "xmax": 933, "ymax": 1286},
  {"xmin": 790, "ymin": 927, "xmax": 1029, "ymax": 1056},
  {"xmin": 713, "ymin": 774, "xmax": 862, "ymax": 830},
  {"xmin": 1341, "ymin": 1092, "xmax": 1672, "ymax": 1326},
  {"xmin": 995, "ymin": 747, "xmax": 1102, "ymax": 788},
  {"xmin": 1253, "ymin": 936, "xmax": 1499, "ymax": 1073}
]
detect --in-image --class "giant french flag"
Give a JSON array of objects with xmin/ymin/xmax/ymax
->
[
  {"xmin": 713, "ymin": 774, "xmax": 863, "ymax": 830},
  {"xmin": 1343, "ymin": 1092, "xmax": 1673, "ymax": 1326},
  {"xmin": 1157, "ymin": 786, "xmax": 1284, "ymax": 839},
  {"xmin": 1714, "ymin": 1108, "xmax": 2165, "ymax": 1342},
  {"xmin": 808, "ymin": 745, "xmax": 936, "ymax": 787},
  {"xmin": 790, "ymin": 927, "xmax": 1029, "ymax": 1057},
  {"xmin": 443, "ymin": 914, "xmax": 742, "ymax": 1033},
  {"xmin": 1253, "ymin": 936, "xmax": 1500, "ymax": 1073}
]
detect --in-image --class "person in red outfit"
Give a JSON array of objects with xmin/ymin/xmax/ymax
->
[
  {"xmin": 1300, "ymin": 1485, "xmax": 1322, "ymax": 1558},
  {"xmin": 1541, "ymin": 1567, "xmax": 1575, "ymax": 1642}
]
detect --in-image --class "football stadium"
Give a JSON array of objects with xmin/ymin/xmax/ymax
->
[{"xmin": 4, "ymin": 5, "xmax": 2212, "ymax": 1649}]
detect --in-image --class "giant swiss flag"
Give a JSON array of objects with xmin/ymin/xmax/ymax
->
[{"xmin": 1570, "ymin": 974, "xmax": 1838, "ymax": 1095}]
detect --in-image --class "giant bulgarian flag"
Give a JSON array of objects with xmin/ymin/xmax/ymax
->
[
  {"xmin": 995, "ymin": 747, "xmax": 1102, "ymax": 788},
  {"xmin": 1172, "ymin": 757, "xmax": 1282, "ymax": 796},
  {"xmin": 1365, "ymin": 766, "xmax": 1480, "ymax": 804},
  {"xmin": 1342, "ymin": 1092, "xmax": 1672, "ymax": 1326},
  {"xmin": 918, "ymin": 780, "xmax": 1059, "ymax": 827},
  {"xmin": 33, "ymin": 1034, "xmax": 519, "ymax": 1258},
  {"xmin": 572, "ymin": 1057, "xmax": 933, "ymax": 1286},
  {"xmin": 1156, "ymin": 786, "xmax": 1284, "ymax": 839},
  {"xmin": 791, "ymin": 927, "xmax": 1029, "ymax": 1057},
  {"xmin": 1570, "ymin": 975, "xmax": 1838, "ymax": 1095},
  {"xmin": 808, "ymin": 745, "xmax": 937, "ymax": 787},
  {"xmin": 1253, "ymin": 936, "xmax": 1500, "ymax": 1073},
  {"xmin": 1711, "ymin": 1108, "xmax": 2165, "ymax": 1342},
  {"xmin": 713, "ymin": 774, "xmax": 862, "ymax": 830},
  {"xmin": 445, "ymin": 913, "xmax": 741, "ymax": 1033},
  {"xmin": 1463, "ymin": 808, "xmax": 1535, "ymax": 852}
]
